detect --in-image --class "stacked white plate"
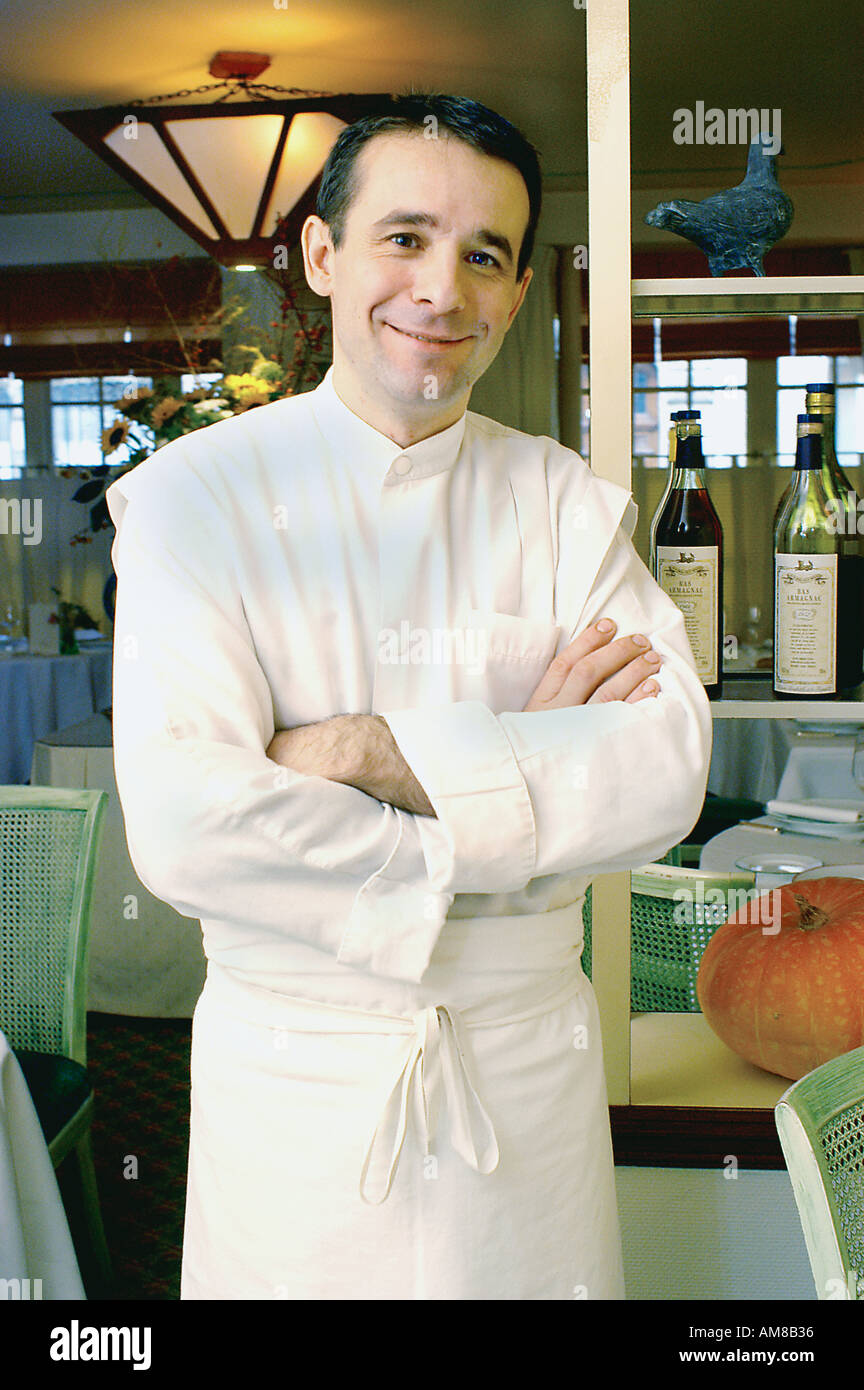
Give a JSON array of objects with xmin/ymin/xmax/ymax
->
[{"xmin": 762, "ymin": 798, "xmax": 864, "ymax": 840}]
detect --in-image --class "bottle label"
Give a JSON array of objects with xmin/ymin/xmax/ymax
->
[
  {"xmin": 656, "ymin": 545, "xmax": 719, "ymax": 684},
  {"xmin": 774, "ymin": 552, "xmax": 837, "ymax": 694}
]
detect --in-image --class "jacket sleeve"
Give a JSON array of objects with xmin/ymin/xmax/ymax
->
[
  {"xmin": 107, "ymin": 457, "xmax": 459, "ymax": 984},
  {"xmin": 381, "ymin": 469, "xmax": 714, "ymax": 893}
]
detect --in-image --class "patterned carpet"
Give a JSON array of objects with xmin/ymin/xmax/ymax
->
[{"xmin": 66, "ymin": 1012, "xmax": 193, "ymax": 1301}]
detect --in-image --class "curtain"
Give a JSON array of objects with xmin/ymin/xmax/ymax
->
[
  {"xmin": 0, "ymin": 472, "xmax": 114, "ymax": 634},
  {"xmin": 467, "ymin": 245, "xmax": 558, "ymax": 436}
]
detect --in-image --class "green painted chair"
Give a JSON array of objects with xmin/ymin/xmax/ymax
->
[
  {"xmin": 0, "ymin": 785, "xmax": 111, "ymax": 1290},
  {"xmin": 580, "ymin": 861, "xmax": 758, "ymax": 1011},
  {"xmin": 775, "ymin": 1046, "xmax": 864, "ymax": 1301}
]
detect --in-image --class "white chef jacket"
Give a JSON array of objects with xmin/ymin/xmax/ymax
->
[{"xmin": 106, "ymin": 366, "xmax": 712, "ymax": 1300}]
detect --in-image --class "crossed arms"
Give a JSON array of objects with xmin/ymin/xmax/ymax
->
[
  {"xmin": 107, "ymin": 448, "xmax": 712, "ymax": 982},
  {"xmin": 266, "ymin": 621, "xmax": 664, "ymax": 815}
]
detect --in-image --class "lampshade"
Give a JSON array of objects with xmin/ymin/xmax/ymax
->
[{"xmin": 54, "ymin": 88, "xmax": 391, "ymax": 268}]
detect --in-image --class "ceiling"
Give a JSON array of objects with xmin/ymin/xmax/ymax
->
[{"xmin": 0, "ymin": 0, "xmax": 862, "ymax": 220}]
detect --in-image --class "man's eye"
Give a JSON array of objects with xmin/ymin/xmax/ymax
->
[
  {"xmin": 467, "ymin": 251, "xmax": 500, "ymax": 269},
  {"xmin": 389, "ymin": 233, "xmax": 418, "ymax": 248}
]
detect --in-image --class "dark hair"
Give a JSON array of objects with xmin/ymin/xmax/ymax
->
[{"xmin": 316, "ymin": 92, "xmax": 542, "ymax": 281}]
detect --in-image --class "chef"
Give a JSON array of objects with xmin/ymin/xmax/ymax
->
[{"xmin": 107, "ymin": 92, "xmax": 712, "ymax": 1300}]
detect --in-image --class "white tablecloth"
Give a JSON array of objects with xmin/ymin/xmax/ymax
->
[
  {"xmin": 700, "ymin": 822, "xmax": 864, "ymax": 875},
  {"xmin": 0, "ymin": 1029, "xmax": 85, "ymax": 1298},
  {"xmin": 0, "ymin": 645, "xmax": 113, "ymax": 784},
  {"xmin": 31, "ymin": 716, "xmax": 206, "ymax": 1018}
]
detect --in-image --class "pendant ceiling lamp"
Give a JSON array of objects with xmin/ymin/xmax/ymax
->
[{"xmin": 55, "ymin": 55, "xmax": 390, "ymax": 268}]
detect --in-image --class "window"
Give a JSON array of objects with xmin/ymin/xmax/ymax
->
[
  {"xmin": 633, "ymin": 358, "xmax": 748, "ymax": 468},
  {"xmin": 776, "ymin": 356, "xmax": 864, "ymax": 470},
  {"xmin": 0, "ymin": 376, "xmax": 26, "ymax": 480},
  {"xmin": 180, "ymin": 373, "xmax": 222, "ymax": 395},
  {"xmin": 50, "ymin": 375, "xmax": 152, "ymax": 469}
]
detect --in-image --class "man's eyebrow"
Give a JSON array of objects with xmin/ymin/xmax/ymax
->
[{"xmin": 371, "ymin": 210, "xmax": 514, "ymax": 266}]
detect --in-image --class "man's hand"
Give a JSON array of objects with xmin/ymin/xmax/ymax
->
[{"xmin": 523, "ymin": 618, "xmax": 661, "ymax": 712}]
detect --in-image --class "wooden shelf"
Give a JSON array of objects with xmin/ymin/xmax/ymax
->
[
  {"xmin": 610, "ymin": 1105, "xmax": 785, "ymax": 1168},
  {"xmin": 709, "ymin": 677, "xmax": 864, "ymax": 720},
  {"xmin": 630, "ymin": 1012, "xmax": 792, "ymax": 1109},
  {"xmin": 631, "ymin": 275, "xmax": 864, "ymax": 317},
  {"xmin": 607, "ymin": 1012, "xmax": 791, "ymax": 1167},
  {"xmin": 584, "ymin": 2, "xmax": 864, "ymax": 1111}
]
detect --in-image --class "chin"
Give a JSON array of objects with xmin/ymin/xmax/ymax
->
[{"xmin": 381, "ymin": 363, "xmax": 465, "ymax": 405}]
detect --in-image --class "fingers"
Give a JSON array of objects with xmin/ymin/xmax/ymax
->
[
  {"xmin": 522, "ymin": 618, "xmax": 664, "ymax": 712},
  {"xmin": 562, "ymin": 631, "xmax": 662, "ymax": 705},
  {"xmin": 532, "ymin": 618, "xmax": 620, "ymax": 699},
  {"xmin": 523, "ymin": 618, "xmax": 628, "ymax": 709},
  {"xmin": 587, "ymin": 655, "xmax": 661, "ymax": 705},
  {"xmin": 624, "ymin": 676, "xmax": 660, "ymax": 703}
]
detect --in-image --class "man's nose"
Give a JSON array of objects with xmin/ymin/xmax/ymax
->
[{"xmin": 409, "ymin": 246, "xmax": 467, "ymax": 314}]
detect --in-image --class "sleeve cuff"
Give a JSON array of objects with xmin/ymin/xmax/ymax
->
[
  {"xmin": 338, "ymin": 874, "xmax": 454, "ymax": 982},
  {"xmin": 381, "ymin": 700, "xmax": 536, "ymax": 894},
  {"xmin": 336, "ymin": 805, "xmax": 454, "ymax": 982}
]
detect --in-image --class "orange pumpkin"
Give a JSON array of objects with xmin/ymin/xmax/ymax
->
[{"xmin": 696, "ymin": 877, "xmax": 864, "ymax": 1080}]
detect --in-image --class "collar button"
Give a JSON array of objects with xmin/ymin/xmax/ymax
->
[{"xmin": 392, "ymin": 456, "xmax": 413, "ymax": 476}]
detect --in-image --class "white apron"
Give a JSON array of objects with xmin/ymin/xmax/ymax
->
[{"xmin": 180, "ymin": 898, "xmax": 625, "ymax": 1301}]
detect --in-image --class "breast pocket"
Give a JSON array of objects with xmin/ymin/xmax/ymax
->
[{"xmin": 456, "ymin": 609, "xmax": 561, "ymax": 714}]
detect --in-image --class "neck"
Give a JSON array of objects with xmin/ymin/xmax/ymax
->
[
  {"xmin": 745, "ymin": 143, "xmax": 775, "ymax": 183},
  {"xmin": 330, "ymin": 364, "xmax": 468, "ymax": 448}
]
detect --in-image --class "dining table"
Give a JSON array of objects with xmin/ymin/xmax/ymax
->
[
  {"xmin": 31, "ymin": 712, "xmax": 206, "ymax": 1018},
  {"xmin": 0, "ymin": 1027, "xmax": 85, "ymax": 1298},
  {"xmin": 0, "ymin": 640, "xmax": 113, "ymax": 784},
  {"xmin": 700, "ymin": 814, "xmax": 864, "ymax": 881}
]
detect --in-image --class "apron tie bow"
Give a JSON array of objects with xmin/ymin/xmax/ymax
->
[{"xmin": 359, "ymin": 1002, "xmax": 499, "ymax": 1205}]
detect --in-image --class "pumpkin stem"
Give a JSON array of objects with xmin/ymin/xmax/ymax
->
[{"xmin": 792, "ymin": 893, "xmax": 830, "ymax": 932}]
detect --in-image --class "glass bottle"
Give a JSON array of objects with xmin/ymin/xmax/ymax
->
[
  {"xmin": 649, "ymin": 410, "xmax": 682, "ymax": 575},
  {"xmin": 805, "ymin": 382, "xmax": 863, "ymax": 685},
  {"xmin": 773, "ymin": 414, "xmax": 858, "ymax": 698},
  {"xmin": 653, "ymin": 411, "xmax": 724, "ymax": 698}
]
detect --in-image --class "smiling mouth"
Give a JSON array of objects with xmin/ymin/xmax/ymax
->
[{"xmin": 386, "ymin": 324, "xmax": 470, "ymax": 345}]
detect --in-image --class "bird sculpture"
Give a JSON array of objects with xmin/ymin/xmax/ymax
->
[{"xmin": 644, "ymin": 134, "xmax": 794, "ymax": 276}]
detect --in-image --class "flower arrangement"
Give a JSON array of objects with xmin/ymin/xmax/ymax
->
[
  {"xmin": 64, "ymin": 230, "xmax": 330, "ymax": 546},
  {"xmin": 49, "ymin": 587, "xmax": 101, "ymax": 654},
  {"xmin": 99, "ymin": 343, "xmax": 293, "ymax": 471}
]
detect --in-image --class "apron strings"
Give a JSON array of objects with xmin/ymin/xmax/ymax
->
[{"xmin": 359, "ymin": 1003, "xmax": 499, "ymax": 1206}]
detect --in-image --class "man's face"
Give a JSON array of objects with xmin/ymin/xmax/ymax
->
[{"xmin": 302, "ymin": 131, "xmax": 533, "ymax": 438}]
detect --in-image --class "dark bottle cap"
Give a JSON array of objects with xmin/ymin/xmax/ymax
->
[
  {"xmin": 676, "ymin": 412, "xmax": 702, "ymax": 441},
  {"xmin": 805, "ymin": 383, "xmax": 834, "ymax": 395}
]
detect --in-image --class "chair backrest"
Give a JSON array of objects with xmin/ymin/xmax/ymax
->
[
  {"xmin": 0, "ymin": 786, "xmax": 106, "ymax": 1067},
  {"xmin": 775, "ymin": 1045, "xmax": 864, "ymax": 1301},
  {"xmin": 581, "ymin": 863, "xmax": 758, "ymax": 1010}
]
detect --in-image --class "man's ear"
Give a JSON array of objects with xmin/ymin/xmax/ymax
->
[
  {"xmin": 301, "ymin": 215, "xmax": 334, "ymax": 297},
  {"xmin": 506, "ymin": 266, "xmax": 533, "ymax": 329}
]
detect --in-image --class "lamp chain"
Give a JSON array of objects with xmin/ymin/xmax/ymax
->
[{"xmin": 128, "ymin": 81, "xmax": 336, "ymax": 106}]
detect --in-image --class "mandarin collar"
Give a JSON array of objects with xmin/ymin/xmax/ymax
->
[{"xmin": 309, "ymin": 366, "xmax": 467, "ymax": 484}]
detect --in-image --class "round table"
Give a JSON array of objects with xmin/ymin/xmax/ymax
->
[
  {"xmin": 31, "ymin": 713, "xmax": 206, "ymax": 1018},
  {"xmin": 0, "ymin": 643, "xmax": 112, "ymax": 784},
  {"xmin": 700, "ymin": 820, "xmax": 864, "ymax": 877}
]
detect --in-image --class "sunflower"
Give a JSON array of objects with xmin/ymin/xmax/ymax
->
[
  {"xmin": 101, "ymin": 419, "xmax": 131, "ymax": 455},
  {"xmin": 150, "ymin": 396, "xmax": 184, "ymax": 429}
]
